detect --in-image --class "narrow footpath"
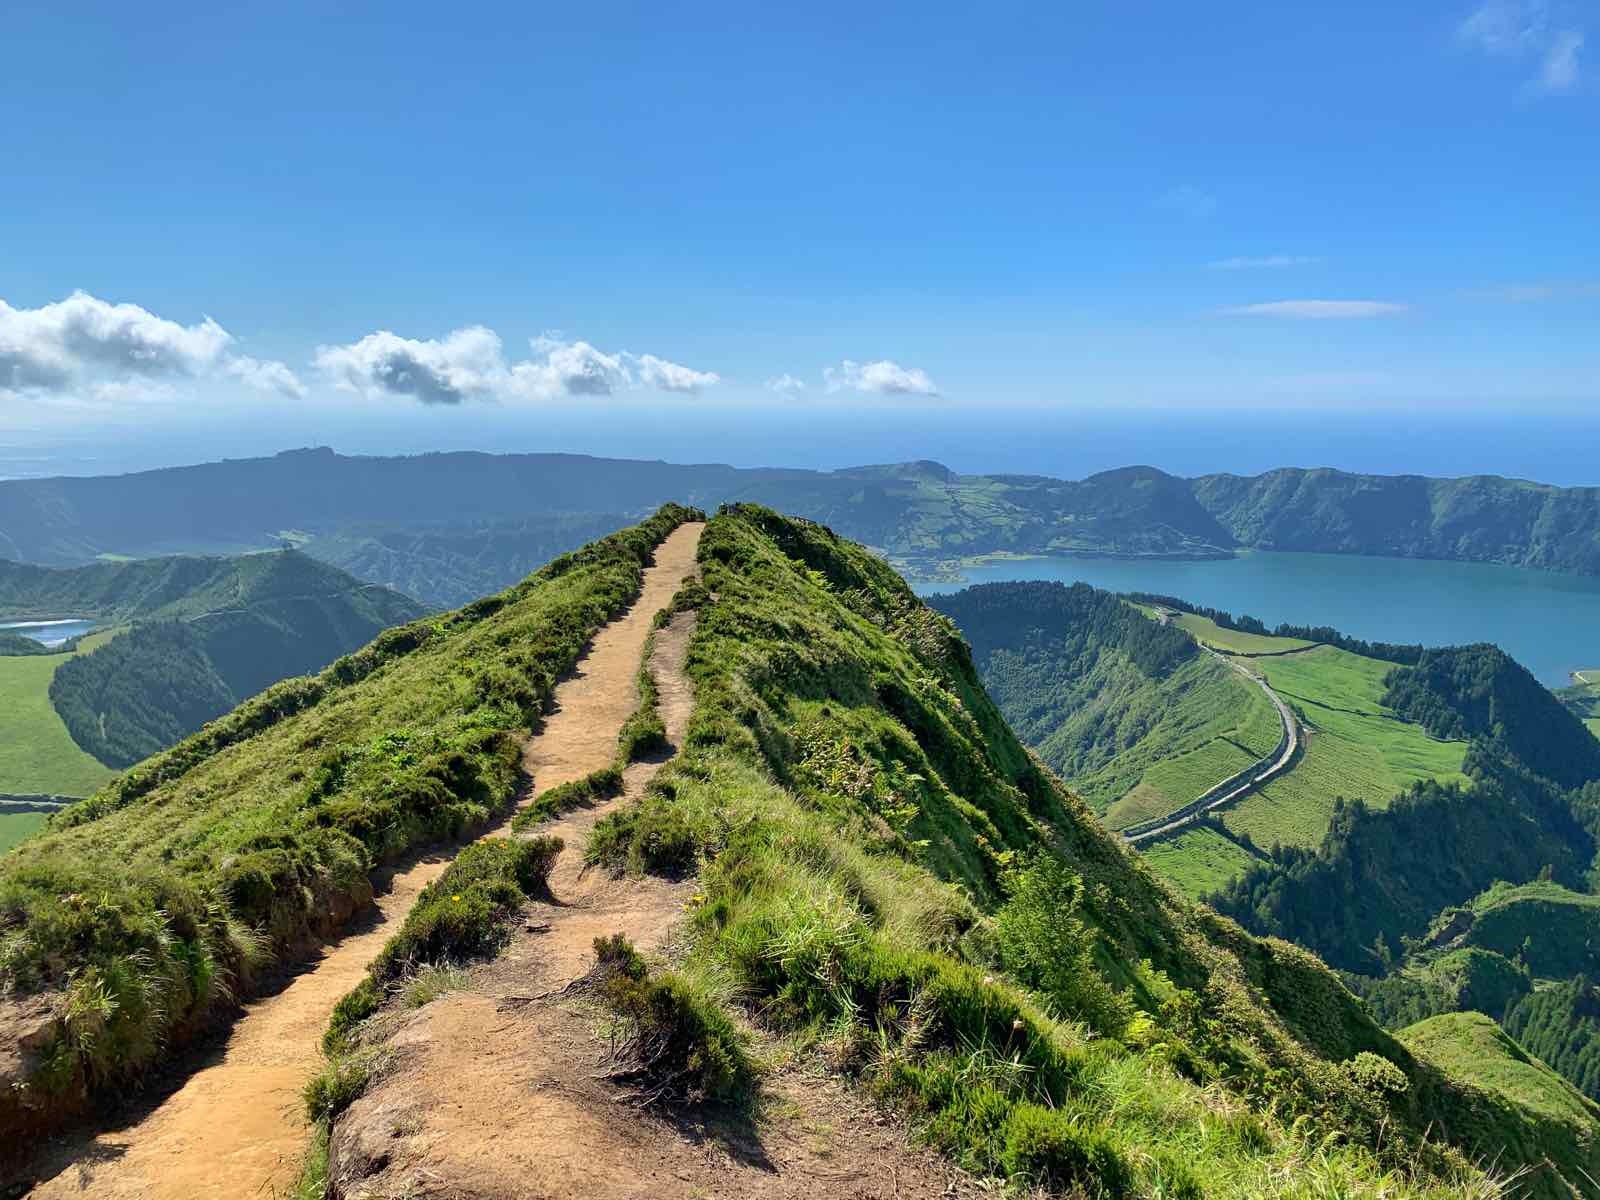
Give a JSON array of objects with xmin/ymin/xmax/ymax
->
[
  {"xmin": 323, "ymin": 540, "xmax": 974, "ymax": 1200},
  {"xmin": 25, "ymin": 522, "xmax": 706, "ymax": 1200}
]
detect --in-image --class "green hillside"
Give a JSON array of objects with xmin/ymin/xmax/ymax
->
[
  {"xmin": 0, "ymin": 630, "xmax": 120, "ymax": 796},
  {"xmin": 0, "ymin": 551, "xmax": 428, "ymax": 775},
  {"xmin": 930, "ymin": 582, "xmax": 1468, "ymax": 896},
  {"xmin": 926, "ymin": 583, "xmax": 1280, "ymax": 833},
  {"xmin": 552, "ymin": 507, "xmax": 1593, "ymax": 1196},
  {"xmin": 0, "ymin": 506, "xmax": 697, "ymax": 1142},
  {"xmin": 1400, "ymin": 1012, "xmax": 1600, "ymax": 1179},
  {"xmin": 7, "ymin": 505, "xmax": 1593, "ymax": 1197},
  {"xmin": 1449, "ymin": 880, "xmax": 1600, "ymax": 979},
  {"xmin": 1221, "ymin": 645, "xmax": 1469, "ymax": 850}
]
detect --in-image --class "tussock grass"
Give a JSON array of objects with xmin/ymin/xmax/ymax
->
[
  {"xmin": 0, "ymin": 505, "xmax": 699, "ymax": 1137},
  {"xmin": 579, "ymin": 505, "xmax": 1543, "ymax": 1198},
  {"xmin": 591, "ymin": 933, "xmax": 751, "ymax": 1106},
  {"xmin": 323, "ymin": 834, "xmax": 561, "ymax": 1054},
  {"xmin": 511, "ymin": 765, "xmax": 624, "ymax": 831}
]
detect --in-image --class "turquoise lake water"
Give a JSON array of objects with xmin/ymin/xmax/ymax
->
[{"xmin": 916, "ymin": 552, "xmax": 1600, "ymax": 688}]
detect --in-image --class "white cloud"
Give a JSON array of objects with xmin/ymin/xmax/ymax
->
[
  {"xmin": 0, "ymin": 291, "xmax": 303, "ymax": 400},
  {"xmin": 1458, "ymin": 1, "xmax": 1584, "ymax": 93},
  {"xmin": 315, "ymin": 326, "xmax": 507, "ymax": 404},
  {"xmin": 516, "ymin": 335, "xmax": 631, "ymax": 399},
  {"xmin": 316, "ymin": 325, "xmax": 718, "ymax": 404},
  {"xmin": 1207, "ymin": 255, "xmax": 1321, "ymax": 270},
  {"xmin": 1154, "ymin": 185, "xmax": 1217, "ymax": 219},
  {"xmin": 823, "ymin": 359, "xmax": 940, "ymax": 397},
  {"xmin": 1542, "ymin": 29, "xmax": 1584, "ymax": 90},
  {"xmin": 1219, "ymin": 300, "xmax": 1409, "ymax": 320},
  {"xmin": 765, "ymin": 373, "xmax": 807, "ymax": 397},
  {"xmin": 634, "ymin": 353, "xmax": 720, "ymax": 393},
  {"xmin": 224, "ymin": 356, "xmax": 308, "ymax": 398}
]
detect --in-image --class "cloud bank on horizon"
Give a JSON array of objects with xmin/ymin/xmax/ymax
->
[
  {"xmin": 1, "ymin": 292, "xmax": 950, "ymax": 409},
  {"xmin": 0, "ymin": 292, "xmax": 306, "ymax": 403}
]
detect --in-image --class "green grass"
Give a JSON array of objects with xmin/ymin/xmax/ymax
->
[
  {"xmin": 0, "ymin": 506, "xmax": 699, "ymax": 1137},
  {"xmin": 1400, "ymin": 1011, "xmax": 1600, "ymax": 1191},
  {"xmin": 1138, "ymin": 824, "xmax": 1264, "ymax": 899},
  {"xmin": 0, "ymin": 630, "xmax": 119, "ymax": 796},
  {"xmin": 563, "ymin": 505, "xmax": 1552, "ymax": 1198},
  {"xmin": 321, "ymin": 835, "xmax": 563, "ymax": 1055},
  {"xmin": 1445, "ymin": 880, "xmax": 1600, "ymax": 980},
  {"xmin": 1074, "ymin": 652, "xmax": 1280, "ymax": 828},
  {"xmin": 1217, "ymin": 647, "xmax": 1468, "ymax": 850},
  {"xmin": 0, "ymin": 812, "xmax": 47, "ymax": 854},
  {"xmin": 1170, "ymin": 613, "xmax": 1315, "ymax": 655},
  {"xmin": 1560, "ymin": 679, "xmax": 1600, "ymax": 738}
]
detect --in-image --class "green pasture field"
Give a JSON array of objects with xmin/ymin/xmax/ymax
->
[{"xmin": 0, "ymin": 630, "xmax": 120, "ymax": 797}]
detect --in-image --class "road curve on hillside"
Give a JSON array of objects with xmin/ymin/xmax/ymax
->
[{"xmin": 1123, "ymin": 650, "xmax": 1301, "ymax": 845}]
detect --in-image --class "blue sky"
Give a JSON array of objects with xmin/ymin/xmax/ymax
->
[{"xmin": 1, "ymin": 1, "xmax": 1596, "ymax": 475}]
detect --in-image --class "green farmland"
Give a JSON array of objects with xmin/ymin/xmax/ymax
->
[
  {"xmin": 1218, "ymin": 645, "xmax": 1469, "ymax": 850},
  {"xmin": 0, "ymin": 811, "xmax": 48, "ymax": 855},
  {"xmin": 1169, "ymin": 612, "xmax": 1315, "ymax": 655},
  {"xmin": 0, "ymin": 630, "xmax": 120, "ymax": 797}
]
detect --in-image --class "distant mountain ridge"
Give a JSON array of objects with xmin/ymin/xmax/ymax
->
[{"xmin": 2, "ymin": 449, "xmax": 1599, "ymax": 595}]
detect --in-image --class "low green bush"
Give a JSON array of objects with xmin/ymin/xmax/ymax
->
[
  {"xmin": 592, "ymin": 934, "xmax": 750, "ymax": 1106},
  {"xmin": 511, "ymin": 765, "xmax": 623, "ymax": 831}
]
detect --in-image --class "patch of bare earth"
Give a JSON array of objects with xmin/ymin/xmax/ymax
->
[
  {"xmin": 327, "ymin": 586, "xmax": 980, "ymax": 1200},
  {"xmin": 22, "ymin": 522, "xmax": 705, "ymax": 1200}
]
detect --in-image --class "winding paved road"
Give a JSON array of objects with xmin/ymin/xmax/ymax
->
[{"xmin": 1122, "ymin": 648, "xmax": 1301, "ymax": 844}]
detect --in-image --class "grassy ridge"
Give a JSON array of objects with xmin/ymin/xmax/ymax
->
[
  {"xmin": 572, "ymin": 505, "xmax": 1573, "ymax": 1197},
  {"xmin": 0, "ymin": 631, "xmax": 119, "ymax": 797},
  {"xmin": 0, "ymin": 505, "xmax": 698, "ymax": 1140},
  {"xmin": 1170, "ymin": 612, "xmax": 1313, "ymax": 655},
  {"xmin": 1400, "ymin": 1012, "xmax": 1600, "ymax": 1183}
]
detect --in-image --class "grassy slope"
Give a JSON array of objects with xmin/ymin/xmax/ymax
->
[
  {"xmin": 1139, "ymin": 824, "xmax": 1264, "ymax": 899},
  {"xmin": 1170, "ymin": 612, "xmax": 1314, "ymax": 655},
  {"xmin": 0, "ymin": 506, "xmax": 697, "ymax": 1137},
  {"xmin": 1400, "ymin": 1012, "xmax": 1600, "ymax": 1183},
  {"xmin": 0, "ymin": 631, "xmax": 119, "ymax": 796},
  {"xmin": 1220, "ymin": 646, "xmax": 1469, "ymax": 850},
  {"xmin": 1450, "ymin": 881, "xmax": 1600, "ymax": 979},
  {"xmin": 574, "ymin": 506, "xmax": 1580, "ymax": 1198},
  {"xmin": 1094, "ymin": 655, "xmax": 1279, "ymax": 827},
  {"xmin": 0, "ymin": 813, "xmax": 46, "ymax": 855}
]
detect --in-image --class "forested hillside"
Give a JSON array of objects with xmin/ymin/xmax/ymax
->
[
  {"xmin": 0, "ymin": 551, "xmax": 424, "ymax": 773},
  {"xmin": 1384, "ymin": 645, "xmax": 1600, "ymax": 786},
  {"xmin": 926, "ymin": 583, "xmax": 1280, "ymax": 839},
  {"xmin": 1194, "ymin": 468, "xmax": 1600, "ymax": 574},
  {"xmin": 5, "ymin": 449, "xmax": 1600, "ymax": 593}
]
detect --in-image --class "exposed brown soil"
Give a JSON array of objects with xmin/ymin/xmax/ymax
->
[
  {"xmin": 22, "ymin": 522, "xmax": 705, "ymax": 1200},
  {"xmin": 326, "ymin": 597, "xmax": 979, "ymax": 1200}
]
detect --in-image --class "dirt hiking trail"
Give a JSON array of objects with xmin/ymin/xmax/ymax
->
[
  {"xmin": 25, "ymin": 521, "xmax": 706, "ymax": 1200},
  {"xmin": 323, "ymin": 551, "xmax": 980, "ymax": 1199}
]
